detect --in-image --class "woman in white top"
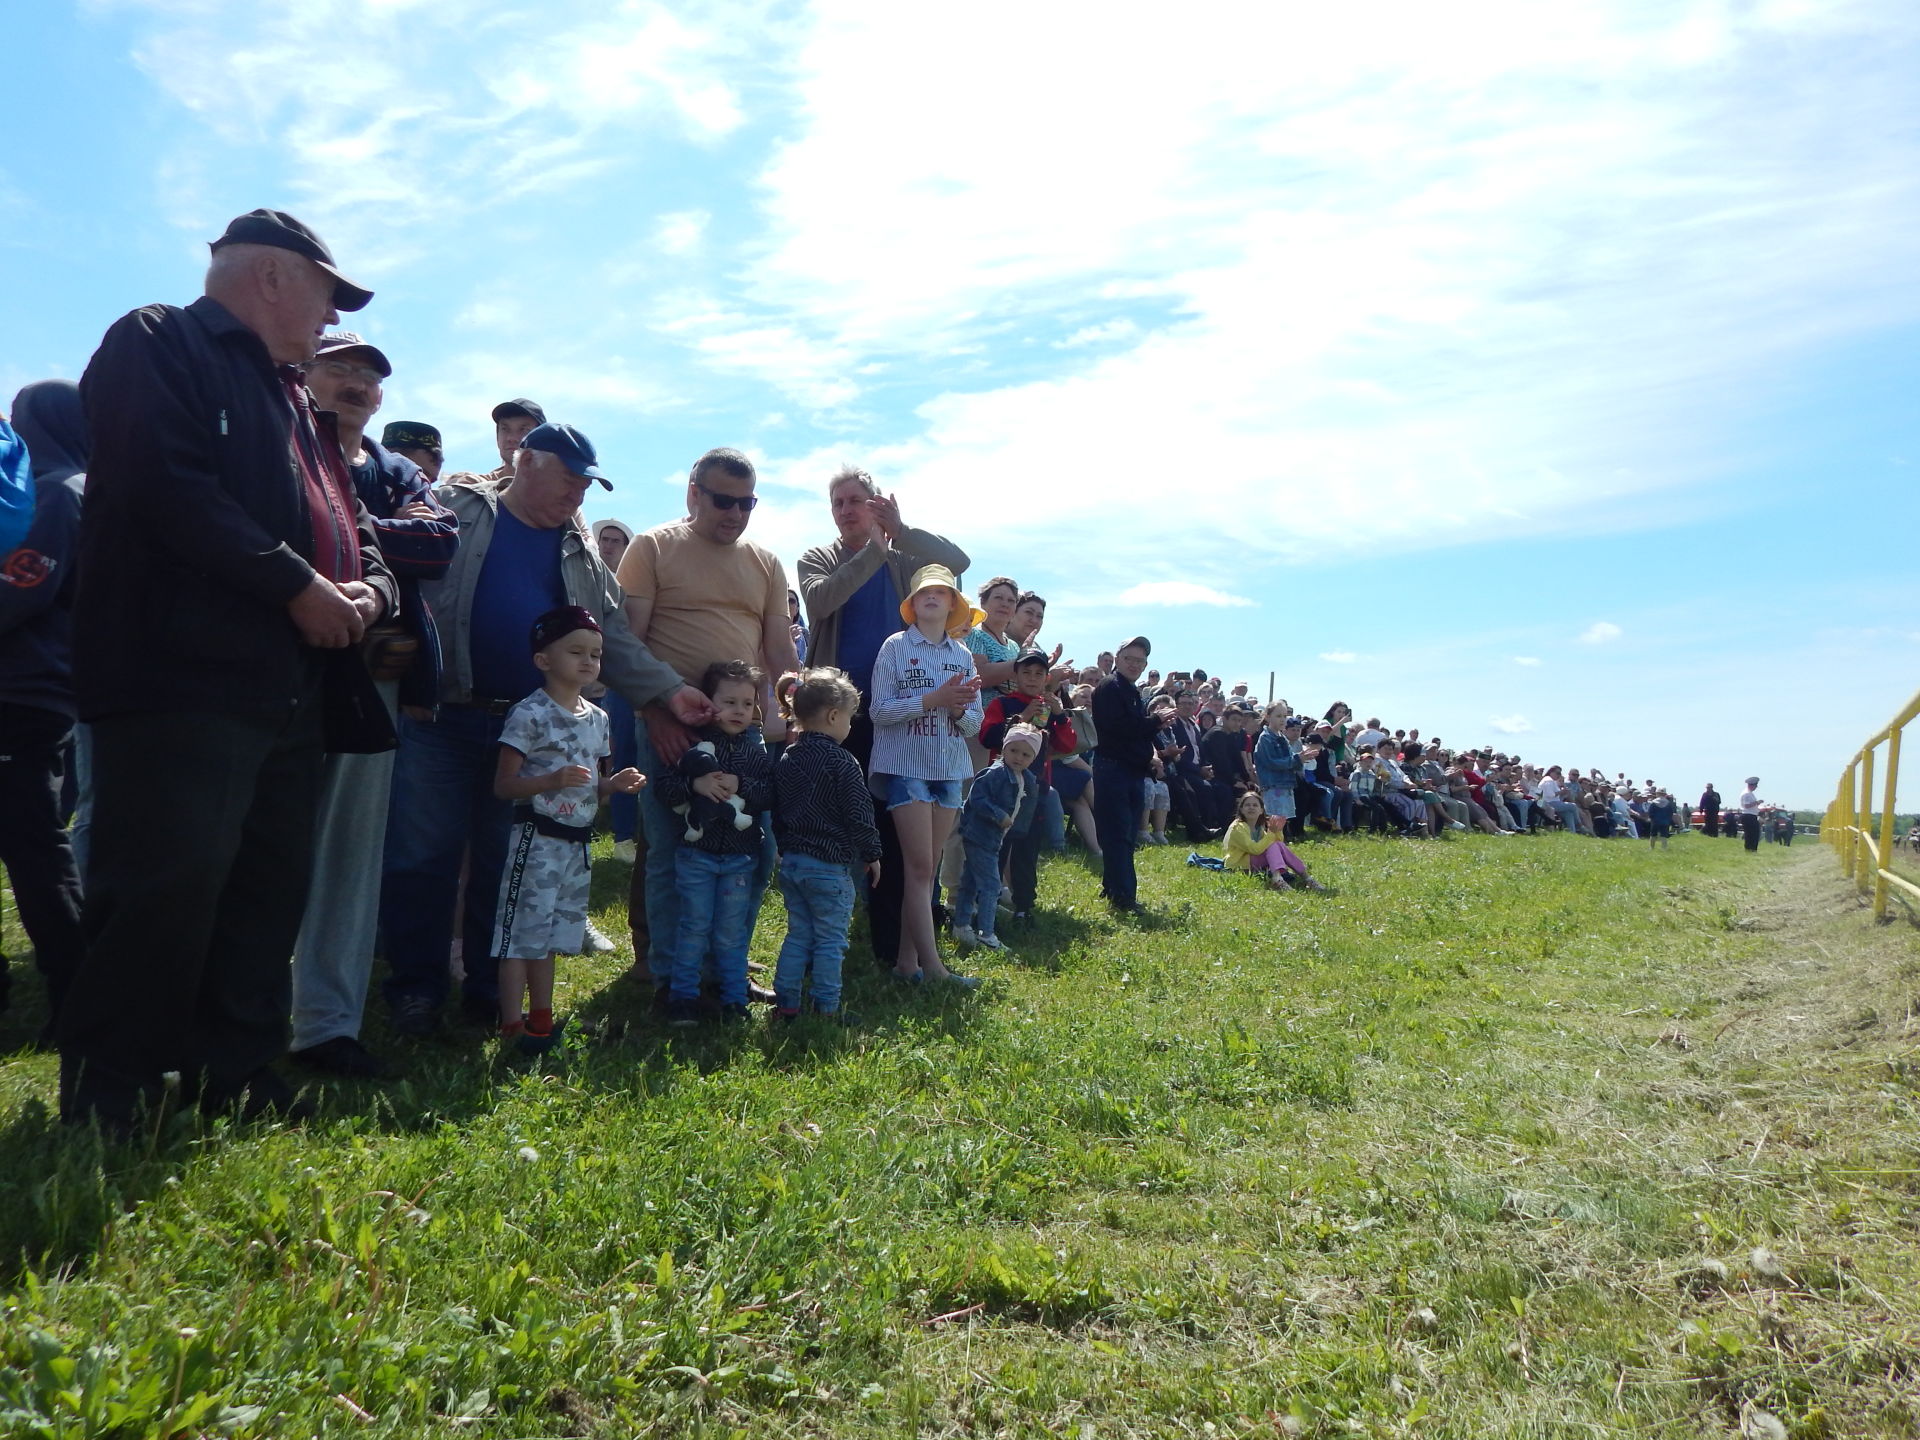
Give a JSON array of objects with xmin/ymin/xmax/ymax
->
[{"xmin": 1739, "ymin": 777, "xmax": 1763, "ymax": 852}]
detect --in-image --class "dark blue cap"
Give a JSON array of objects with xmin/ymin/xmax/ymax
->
[{"xmin": 521, "ymin": 422, "xmax": 610, "ymax": 490}]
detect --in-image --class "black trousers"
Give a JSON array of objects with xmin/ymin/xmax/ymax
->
[
  {"xmin": 0, "ymin": 701, "xmax": 84, "ymax": 1019},
  {"xmin": 1741, "ymin": 813, "xmax": 1760, "ymax": 851},
  {"xmin": 848, "ymin": 709, "xmax": 913, "ymax": 967},
  {"xmin": 1093, "ymin": 758, "xmax": 1145, "ymax": 907},
  {"xmin": 59, "ymin": 694, "xmax": 324, "ymax": 1125},
  {"xmin": 1703, "ymin": 807, "xmax": 1720, "ymax": 837},
  {"xmin": 1166, "ymin": 769, "xmax": 1213, "ymax": 841}
]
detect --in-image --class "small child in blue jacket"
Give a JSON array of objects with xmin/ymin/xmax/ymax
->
[{"xmin": 951, "ymin": 725, "xmax": 1043, "ymax": 951}]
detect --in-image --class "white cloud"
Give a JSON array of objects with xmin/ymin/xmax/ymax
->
[
  {"xmin": 1513, "ymin": 655, "xmax": 1543, "ymax": 666},
  {"xmin": 1055, "ymin": 319, "xmax": 1141, "ymax": 349},
  {"xmin": 1319, "ymin": 650, "xmax": 1357, "ymax": 664},
  {"xmin": 654, "ymin": 209, "xmax": 710, "ymax": 255},
  {"xmin": 1490, "ymin": 714, "xmax": 1534, "ymax": 734},
  {"xmin": 120, "ymin": 0, "xmax": 762, "ymax": 272},
  {"xmin": 737, "ymin": 0, "xmax": 1920, "ymax": 579},
  {"xmin": 1579, "ymin": 621, "xmax": 1624, "ymax": 644},
  {"xmin": 1117, "ymin": 582, "xmax": 1254, "ymax": 609},
  {"xmin": 687, "ymin": 325, "xmax": 859, "ymax": 413}
]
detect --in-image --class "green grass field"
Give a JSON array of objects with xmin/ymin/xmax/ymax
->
[{"xmin": 0, "ymin": 833, "xmax": 1915, "ymax": 1438}]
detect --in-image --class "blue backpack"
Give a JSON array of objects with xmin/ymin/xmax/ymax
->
[{"xmin": 0, "ymin": 419, "xmax": 30, "ymax": 558}]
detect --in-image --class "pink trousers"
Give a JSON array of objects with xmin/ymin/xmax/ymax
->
[{"xmin": 1249, "ymin": 840, "xmax": 1307, "ymax": 877}]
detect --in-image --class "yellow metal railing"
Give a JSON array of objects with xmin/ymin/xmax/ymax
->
[{"xmin": 1823, "ymin": 685, "xmax": 1920, "ymax": 920}]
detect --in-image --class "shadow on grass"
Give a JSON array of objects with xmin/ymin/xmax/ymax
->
[{"xmin": 0, "ymin": 846, "xmax": 1113, "ymax": 1283}]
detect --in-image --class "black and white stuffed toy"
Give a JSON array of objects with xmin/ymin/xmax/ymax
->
[{"xmin": 674, "ymin": 741, "xmax": 754, "ymax": 842}]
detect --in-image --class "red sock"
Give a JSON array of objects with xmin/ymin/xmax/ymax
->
[
  {"xmin": 500, "ymin": 1018, "xmax": 525, "ymax": 1039},
  {"xmin": 527, "ymin": 1008, "xmax": 554, "ymax": 1036}
]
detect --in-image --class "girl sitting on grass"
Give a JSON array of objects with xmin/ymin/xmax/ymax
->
[{"xmin": 1222, "ymin": 790, "xmax": 1325, "ymax": 891}]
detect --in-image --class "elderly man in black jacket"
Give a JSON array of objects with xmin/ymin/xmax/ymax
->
[{"xmin": 60, "ymin": 209, "xmax": 398, "ymax": 1132}]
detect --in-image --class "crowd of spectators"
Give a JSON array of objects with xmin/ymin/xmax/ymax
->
[{"xmin": 0, "ymin": 208, "xmax": 1773, "ymax": 1136}]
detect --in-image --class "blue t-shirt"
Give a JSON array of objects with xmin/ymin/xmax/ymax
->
[
  {"xmin": 469, "ymin": 506, "xmax": 566, "ymax": 702},
  {"xmin": 837, "ymin": 563, "xmax": 900, "ymax": 698}
]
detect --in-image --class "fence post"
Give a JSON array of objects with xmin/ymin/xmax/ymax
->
[
  {"xmin": 1857, "ymin": 749, "xmax": 1876, "ymax": 896},
  {"xmin": 1841, "ymin": 765, "xmax": 1857, "ymax": 877},
  {"xmin": 1875, "ymin": 727, "xmax": 1902, "ymax": 920}
]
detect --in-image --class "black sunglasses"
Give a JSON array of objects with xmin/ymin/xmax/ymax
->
[{"xmin": 695, "ymin": 479, "xmax": 759, "ymax": 512}]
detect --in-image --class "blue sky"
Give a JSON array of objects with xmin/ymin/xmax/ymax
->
[{"xmin": 5, "ymin": 0, "xmax": 1918, "ymax": 808}]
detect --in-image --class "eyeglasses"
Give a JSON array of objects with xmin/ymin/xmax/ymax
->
[
  {"xmin": 695, "ymin": 479, "xmax": 758, "ymax": 512},
  {"xmin": 309, "ymin": 358, "xmax": 386, "ymax": 386}
]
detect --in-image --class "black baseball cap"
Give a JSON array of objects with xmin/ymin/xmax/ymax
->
[
  {"xmin": 313, "ymin": 330, "xmax": 392, "ymax": 377},
  {"xmin": 491, "ymin": 398, "xmax": 546, "ymax": 424},
  {"xmin": 210, "ymin": 208, "xmax": 371, "ymax": 312},
  {"xmin": 382, "ymin": 421, "xmax": 442, "ymax": 452},
  {"xmin": 529, "ymin": 605, "xmax": 602, "ymax": 652},
  {"xmin": 1014, "ymin": 648, "xmax": 1050, "ymax": 669}
]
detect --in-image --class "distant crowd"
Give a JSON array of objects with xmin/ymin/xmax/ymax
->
[{"xmin": 0, "ymin": 208, "xmax": 1774, "ymax": 1137}]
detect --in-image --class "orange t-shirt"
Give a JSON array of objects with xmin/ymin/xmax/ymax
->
[{"xmin": 615, "ymin": 520, "xmax": 787, "ymax": 685}]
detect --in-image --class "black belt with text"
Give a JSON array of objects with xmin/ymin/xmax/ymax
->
[{"xmin": 513, "ymin": 805, "xmax": 594, "ymax": 845}]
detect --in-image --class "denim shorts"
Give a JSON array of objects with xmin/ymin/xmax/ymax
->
[{"xmin": 882, "ymin": 773, "xmax": 963, "ymax": 810}]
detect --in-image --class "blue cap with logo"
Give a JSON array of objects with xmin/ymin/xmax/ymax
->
[{"xmin": 521, "ymin": 422, "xmax": 610, "ymax": 490}]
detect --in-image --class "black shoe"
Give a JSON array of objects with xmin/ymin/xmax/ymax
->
[
  {"xmin": 720, "ymin": 1003, "xmax": 750, "ymax": 1023},
  {"xmin": 1109, "ymin": 898, "xmax": 1144, "ymax": 916},
  {"xmin": 205, "ymin": 1070, "xmax": 316, "ymax": 1125},
  {"xmin": 291, "ymin": 1035, "xmax": 396, "ymax": 1080},
  {"xmin": 390, "ymin": 995, "xmax": 440, "ymax": 1038},
  {"xmin": 667, "ymin": 999, "xmax": 701, "ymax": 1028},
  {"xmin": 458, "ymin": 994, "xmax": 500, "ymax": 1028},
  {"xmin": 516, "ymin": 1020, "xmax": 565, "ymax": 1056}
]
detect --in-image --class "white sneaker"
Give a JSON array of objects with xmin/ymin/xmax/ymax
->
[
  {"xmin": 612, "ymin": 839, "xmax": 637, "ymax": 863},
  {"xmin": 950, "ymin": 923, "xmax": 979, "ymax": 947},
  {"xmin": 1449, "ymin": 821, "xmax": 1468, "ymax": 831},
  {"xmin": 976, "ymin": 933, "xmax": 1007, "ymax": 952},
  {"xmin": 582, "ymin": 920, "xmax": 618, "ymax": 953},
  {"xmin": 999, "ymin": 884, "xmax": 1014, "ymax": 904}
]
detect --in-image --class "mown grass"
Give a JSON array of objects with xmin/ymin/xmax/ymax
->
[{"xmin": 0, "ymin": 833, "xmax": 1916, "ymax": 1438}]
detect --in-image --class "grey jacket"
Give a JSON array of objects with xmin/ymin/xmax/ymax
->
[
  {"xmin": 796, "ymin": 527, "xmax": 970, "ymax": 671},
  {"xmin": 425, "ymin": 480, "xmax": 684, "ymax": 710}
]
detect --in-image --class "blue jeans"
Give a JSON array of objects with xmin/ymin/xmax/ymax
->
[
  {"xmin": 952, "ymin": 821, "xmax": 1007, "ymax": 935},
  {"xmin": 774, "ymin": 852, "xmax": 856, "ymax": 1012},
  {"xmin": 1092, "ymin": 758, "xmax": 1145, "ymax": 907},
  {"xmin": 380, "ymin": 706, "xmax": 508, "ymax": 1011},
  {"xmin": 1548, "ymin": 801, "xmax": 1582, "ymax": 833},
  {"xmin": 1039, "ymin": 787, "xmax": 1066, "ymax": 851},
  {"xmin": 672, "ymin": 847, "xmax": 756, "ymax": 1005},
  {"xmin": 1508, "ymin": 797, "xmax": 1533, "ymax": 829},
  {"xmin": 635, "ymin": 722, "xmax": 776, "ymax": 975},
  {"xmin": 602, "ymin": 687, "xmax": 639, "ymax": 844}
]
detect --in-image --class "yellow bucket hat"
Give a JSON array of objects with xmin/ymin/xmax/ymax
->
[{"xmin": 899, "ymin": 564, "xmax": 985, "ymax": 639}]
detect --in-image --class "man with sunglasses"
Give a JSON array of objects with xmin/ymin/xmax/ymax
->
[{"xmin": 614, "ymin": 447, "xmax": 798, "ymax": 991}]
